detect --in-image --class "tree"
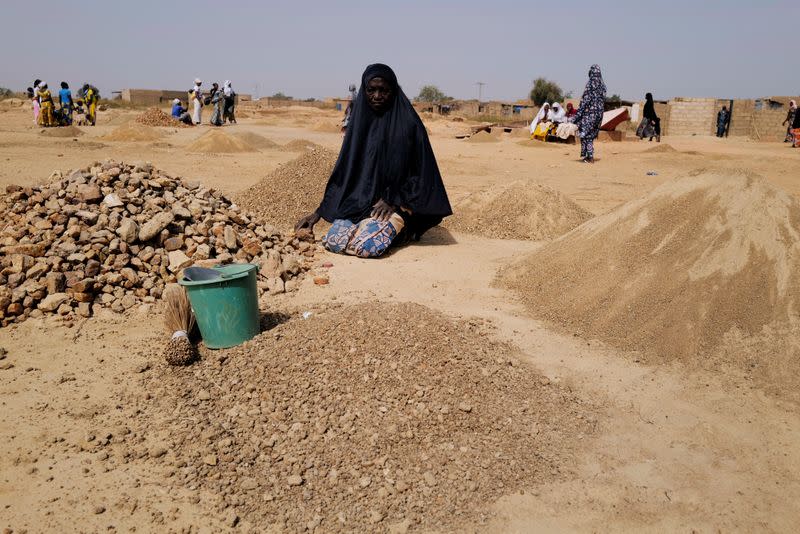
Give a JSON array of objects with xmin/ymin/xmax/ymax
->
[
  {"xmin": 0, "ymin": 87, "xmax": 13, "ymax": 99},
  {"xmin": 606, "ymin": 93, "xmax": 622, "ymax": 106},
  {"xmin": 529, "ymin": 78, "xmax": 564, "ymax": 106},
  {"xmin": 416, "ymin": 85, "xmax": 451, "ymax": 102},
  {"xmin": 271, "ymin": 92, "xmax": 292, "ymax": 100}
]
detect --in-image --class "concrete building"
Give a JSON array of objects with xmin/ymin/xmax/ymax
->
[{"xmin": 119, "ymin": 89, "xmax": 252, "ymax": 106}]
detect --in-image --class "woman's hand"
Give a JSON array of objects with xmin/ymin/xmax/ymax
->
[
  {"xmin": 295, "ymin": 211, "xmax": 321, "ymax": 232},
  {"xmin": 371, "ymin": 199, "xmax": 394, "ymax": 222}
]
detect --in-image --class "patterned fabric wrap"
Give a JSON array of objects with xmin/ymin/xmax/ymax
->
[
  {"xmin": 636, "ymin": 117, "xmax": 655, "ymax": 139},
  {"xmin": 323, "ymin": 219, "xmax": 358, "ymax": 253},
  {"xmin": 323, "ymin": 214, "xmax": 404, "ymax": 258},
  {"xmin": 574, "ymin": 64, "xmax": 606, "ymax": 141}
]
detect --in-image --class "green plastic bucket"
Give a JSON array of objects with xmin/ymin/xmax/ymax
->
[{"xmin": 178, "ymin": 263, "xmax": 260, "ymax": 349}]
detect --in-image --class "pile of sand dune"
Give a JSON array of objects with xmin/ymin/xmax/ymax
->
[
  {"xmin": 311, "ymin": 119, "xmax": 341, "ymax": 133},
  {"xmin": 101, "ymin": 122, "xmax": 165, "ymax": 142},
  {"xmin": 283, "ymin": 138, "xmax": 322, "ymax": 152},
  {"xmin": 466, "ymin": 130, "xmax": 499, "ymax": 143},
  {"xmin": 40, "ymin": 125, "xmax": 84, "ymax": 137},
  {"xmin": 644, "ymin": 144, "xmax": 677, "ymax": 153},
  {"xmin": 231, "ymin": 131, "xmax": 279, "ymax": 149},
  {"xmin": 446, "ymin": 181, "xmax": 593, "ymax": 240},
  {"xmin": 185, "ymin": 130, "xmax": 255, "ymax": 153},
  {"xmin": 500, "ymin": 170, "xmax": 800, "ymax": 388}
]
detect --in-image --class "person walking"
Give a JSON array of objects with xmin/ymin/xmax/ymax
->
[
  {"xmin": 190, "ymin": 78, "xmax": 203, "ymax": 124},
  {"xmin": 716, "ymin": 106, "xmax": 730, "ymax": 137},
  {"xmin": 222, "ymin": 80, "xmax": 236, "ymax": 124},
  {"xmin": 637, "ymin": 92, "xmax": 661, "ymax": 142},
  {"xmin": 783, "ymin": 100, "xmax": 797, "ymax": 143},
  {"xmin": 573, "ymin": 64, "xmax": 606, "ymax": 163}
]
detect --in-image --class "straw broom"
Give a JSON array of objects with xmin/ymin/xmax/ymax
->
[{"xmin": 162, "ymin": 283, "xmax": 198, "ymax": 366}]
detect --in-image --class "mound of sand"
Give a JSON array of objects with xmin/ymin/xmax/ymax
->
[
  {"xmin": 467, "ymin": 130, "xmax": 499, "ymax": 143},
  {"xmin": 40, "ymin": 125, "xmax": 84, "ymax": 137},
  {"xmin": 312, "ymin": 119, "xmax": 342, "ymax": 133},
  {"xmin": 184, "ymin": 129, "xmax": 256, "ymax": 153},
  {"xmin": 283, "ymin": 138, "xmax": 322, "ymax": 152},
  {"xmin": 235, "ymin": 147, "xmax": 338, "ymax": 228},
  {"xmin": 125, "ymin": 302, "xmax": 593, "ymax": 532},
  {"xmin": 135, "ymin": 107, "xmax": 191, "ymax": 128},
  {"xmin": 644, "ymin": 143, "xmax": 677, "ymax": 153},
  {"xmin": 101, "ymin": 122, "xmax": 165, "ymax": 142},
  {"xmin": 446, "ymin": 181, "xmax": 593, "ymax": 240},
  {"xmin": 231, "ymin": 131, "xmax": 279, "ymax": 149},
  {"xmin": 501, "ymin": 170, "xmax": 800, "ymax": 371}
]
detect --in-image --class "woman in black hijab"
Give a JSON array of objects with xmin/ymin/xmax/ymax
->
[
  {"xmin": 636, "ymin": 92, "xmax": 661, "ymax": 142},
  {"xmin": 295, "ymin": 63, "xmax": 452, "ymax": 258}
]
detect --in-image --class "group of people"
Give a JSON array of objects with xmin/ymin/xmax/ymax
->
[
  {"xmin": 28, "ymin": 80, "xmax": 99, "ymax": 127},
  {"xmin": 527, "ymin": 65, "xmax": 608, "ymax": 163},
  {"xmin": 175, "ymin": 78, "xmax": 237, "ymax": 126},
  {"xmin": 529, "ymin": 102, "xmax": 578, "ymax": 142}
]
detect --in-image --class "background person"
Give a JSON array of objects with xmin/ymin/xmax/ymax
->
[
  {"xmin": 58, "ymin": 82, "xmax": 73, "ymax": 125},
  {"xmin": 223, "ymin": 80, "xmax": 236, "ymax": 124},
  {"xmin": 190, "ymin": 78, "xmax": 203, "ymax": 124},
  {"xmin": 637, "ymin": 92, "xmax": 661, "ymax": 142},
  {"xmin": 716, "ymin": 106, "xmax": 729, "ymax": 137},
  {"xmin": 171, "ymin": 98, "xmax": 192, "ymax": 124},
  {"xmin": 783, "ymin": 100, "xmax": 796, "ymax": 143},
  {"xmin": 574, "ymin": 64, "xmax": 607, "ymax": 163},
  {"xmin": 38, "ymin": 82, "xmax": 55, "ymax": 127},
  {"xmin": 81, "ymin": 83, "xmax": 99, "ymax": 125}
]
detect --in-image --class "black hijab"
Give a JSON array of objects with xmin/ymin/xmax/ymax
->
[
  {"xmin": 643, "ymin": 92, "xmax": 657, "ymax": 120},
  {"xmin": 317, "ymin": 63, "xmax": 452, "ymax": 240}
]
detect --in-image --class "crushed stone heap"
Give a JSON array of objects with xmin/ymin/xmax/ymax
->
[
  {"xmin": 122, "ymin": 302, "xmax": 595, "ymax": 532},
  {"xmin": 0, "ymin": 160, "xmax": 315, "ymax": 326}
]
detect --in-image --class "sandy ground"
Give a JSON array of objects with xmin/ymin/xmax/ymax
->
[{"xmin": 1, "ymin": 102, "xmax": 799, "ymax": 532}]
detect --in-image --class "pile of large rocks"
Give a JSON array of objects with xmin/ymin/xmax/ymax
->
[{"xmin": 0, "ymin": 160, "xmax": 315, "ymax": 326}]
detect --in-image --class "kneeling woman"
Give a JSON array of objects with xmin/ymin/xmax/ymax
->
[{"xmin": 295, "ymin": 64, "xmax": 452, "ymax": 258}]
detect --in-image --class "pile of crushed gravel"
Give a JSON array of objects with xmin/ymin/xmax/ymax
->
[
  {"xmin": 135, "ymin": 108, "xmax": 191, "ymax": 128},
  {"xmin": 445, "ymin": 181, "xmax": 593, "ymax": 240},
  {"xmin": 235, "ymin": 148, "xmax": 338, "ymax": 230},
  {"xmin": 122, "ymin": 302, "xmax": 595, "ymax": 532}
]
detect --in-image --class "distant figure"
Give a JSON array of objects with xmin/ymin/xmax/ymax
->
[
  {"xmin": 529, "ymin": 102, "xmax": 551, "ymax": 139},
  {"xmin": 549, "ymin": 102, "xmax": 566, "ymax": 123},
  {"xmin": 81, "ymin": 83, "xmax": 99, "ymax": 126},
  {"xmin": 341, "ymin": 83, "xmax": 357, "ymax": 132},
  {"xmin": 783, "ymin": 100, "xmax": 796, "ymax": 143},
  {"xmin": 295, "ymin": 63, "xmax": 452, "ymax": 258},
  {"xmin": 716, "ymin": 106, "xmax": 729, "ymax": 137},
  {"xmin": 73, "ymin": 99, "xmax": 87, "ymax": 126},
  {"xmin": 565, "ymin": 102, "xmax": 577, "ymax": 118},
  {"xmin": 209, "ymin": 82, "xmax": 223, "ymax": 126},
  {"xmin": 190, "ymin": 78, "xmax": 203, "ymax": 124},
  {"xmin": 58, "ymin": 82, "xmax": 73, "ymax": 125},
  {"xmin": 637, "ymin": 92, "xmax": 661, "ymax": 142},
  {"xmin": 574, "ymin": 64, "xmax": 607, "ymax": 163},
  {"xmin": 791, "ymin": 106, "xmax": 800, "ymax": 148},
  {"xmin": 223, "ymin": 80, "xmax": 236, "ymax": 124},
  {"xmin": 38, "ymin": 82, "xmax": 56, "ymax": 127},
  {"xmin": 171, "ymin": 98, "xmax": 193, "ymax": 125},
  {"xmin": 27, "ymin": 87, "xmax": 39, "ymax": 124}
]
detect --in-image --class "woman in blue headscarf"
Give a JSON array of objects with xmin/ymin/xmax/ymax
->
[{"xmin": 573, "ymin": 64, "xmax": 606, "ymax": 163}]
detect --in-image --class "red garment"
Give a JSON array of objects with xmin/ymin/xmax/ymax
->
[{"xmin": 566, "ymin": 103, "xmax": 577, "ymax": 117}]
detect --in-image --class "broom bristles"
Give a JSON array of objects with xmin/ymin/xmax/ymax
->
[{"xmin": 163, "ymin": 284, "xmax": 195, "ymax": 334}]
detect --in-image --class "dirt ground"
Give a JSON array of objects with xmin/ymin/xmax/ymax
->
[{"xmin": 1, "ymin": 102, "xmax": 799, "ymax": 533}]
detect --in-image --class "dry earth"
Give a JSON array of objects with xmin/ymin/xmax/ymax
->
[{"xmin": 1, "ymin": 102, "xmax": 800, "ymax": 533}]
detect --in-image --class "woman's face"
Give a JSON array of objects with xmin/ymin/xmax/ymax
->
[{"xmin": 366, "ymin": 77, "xmax": 393, "ymax": 112}]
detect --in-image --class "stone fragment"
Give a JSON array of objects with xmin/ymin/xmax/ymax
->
[
  {"xmin": 39, "ymin": 293, "xmax": 70, "ymax": 312},
  {"xmin": 116, "ymin": 218, "xmax": 139, "ymax": 243},
  {"xmin": 168, "ymin": 251, "xmax": 192, "ymax": 273},
  {"xmin": 138, "ymin": 212, "xmax": 174, "ymax": 242}
]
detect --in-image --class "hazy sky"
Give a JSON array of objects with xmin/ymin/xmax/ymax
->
[{"xmin": 1, "ymin": 0, "xmax": 797, "ymax": 102}]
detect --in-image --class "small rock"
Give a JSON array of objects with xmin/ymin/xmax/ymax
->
[
  {"xmin": 198, "ymin": 389, "xmax": 211, "ymax": 401},
  {"xmin": 93, "ymin": 505, "xmax": 106, "ymax": 515},
  {"xmin": 203, "ymin": 454, "xmax": 218, "ymax": 466},
  {"xmin": 38, "ymin": 293, "xmax": 70, "ymax": 312},
  {"xmin": 458, "ymin": 402, "xmax": 473, "ymax": 413},
  {"xmin": 287, "ymin": 474, "xmax": 304, "ymax": 486}
]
